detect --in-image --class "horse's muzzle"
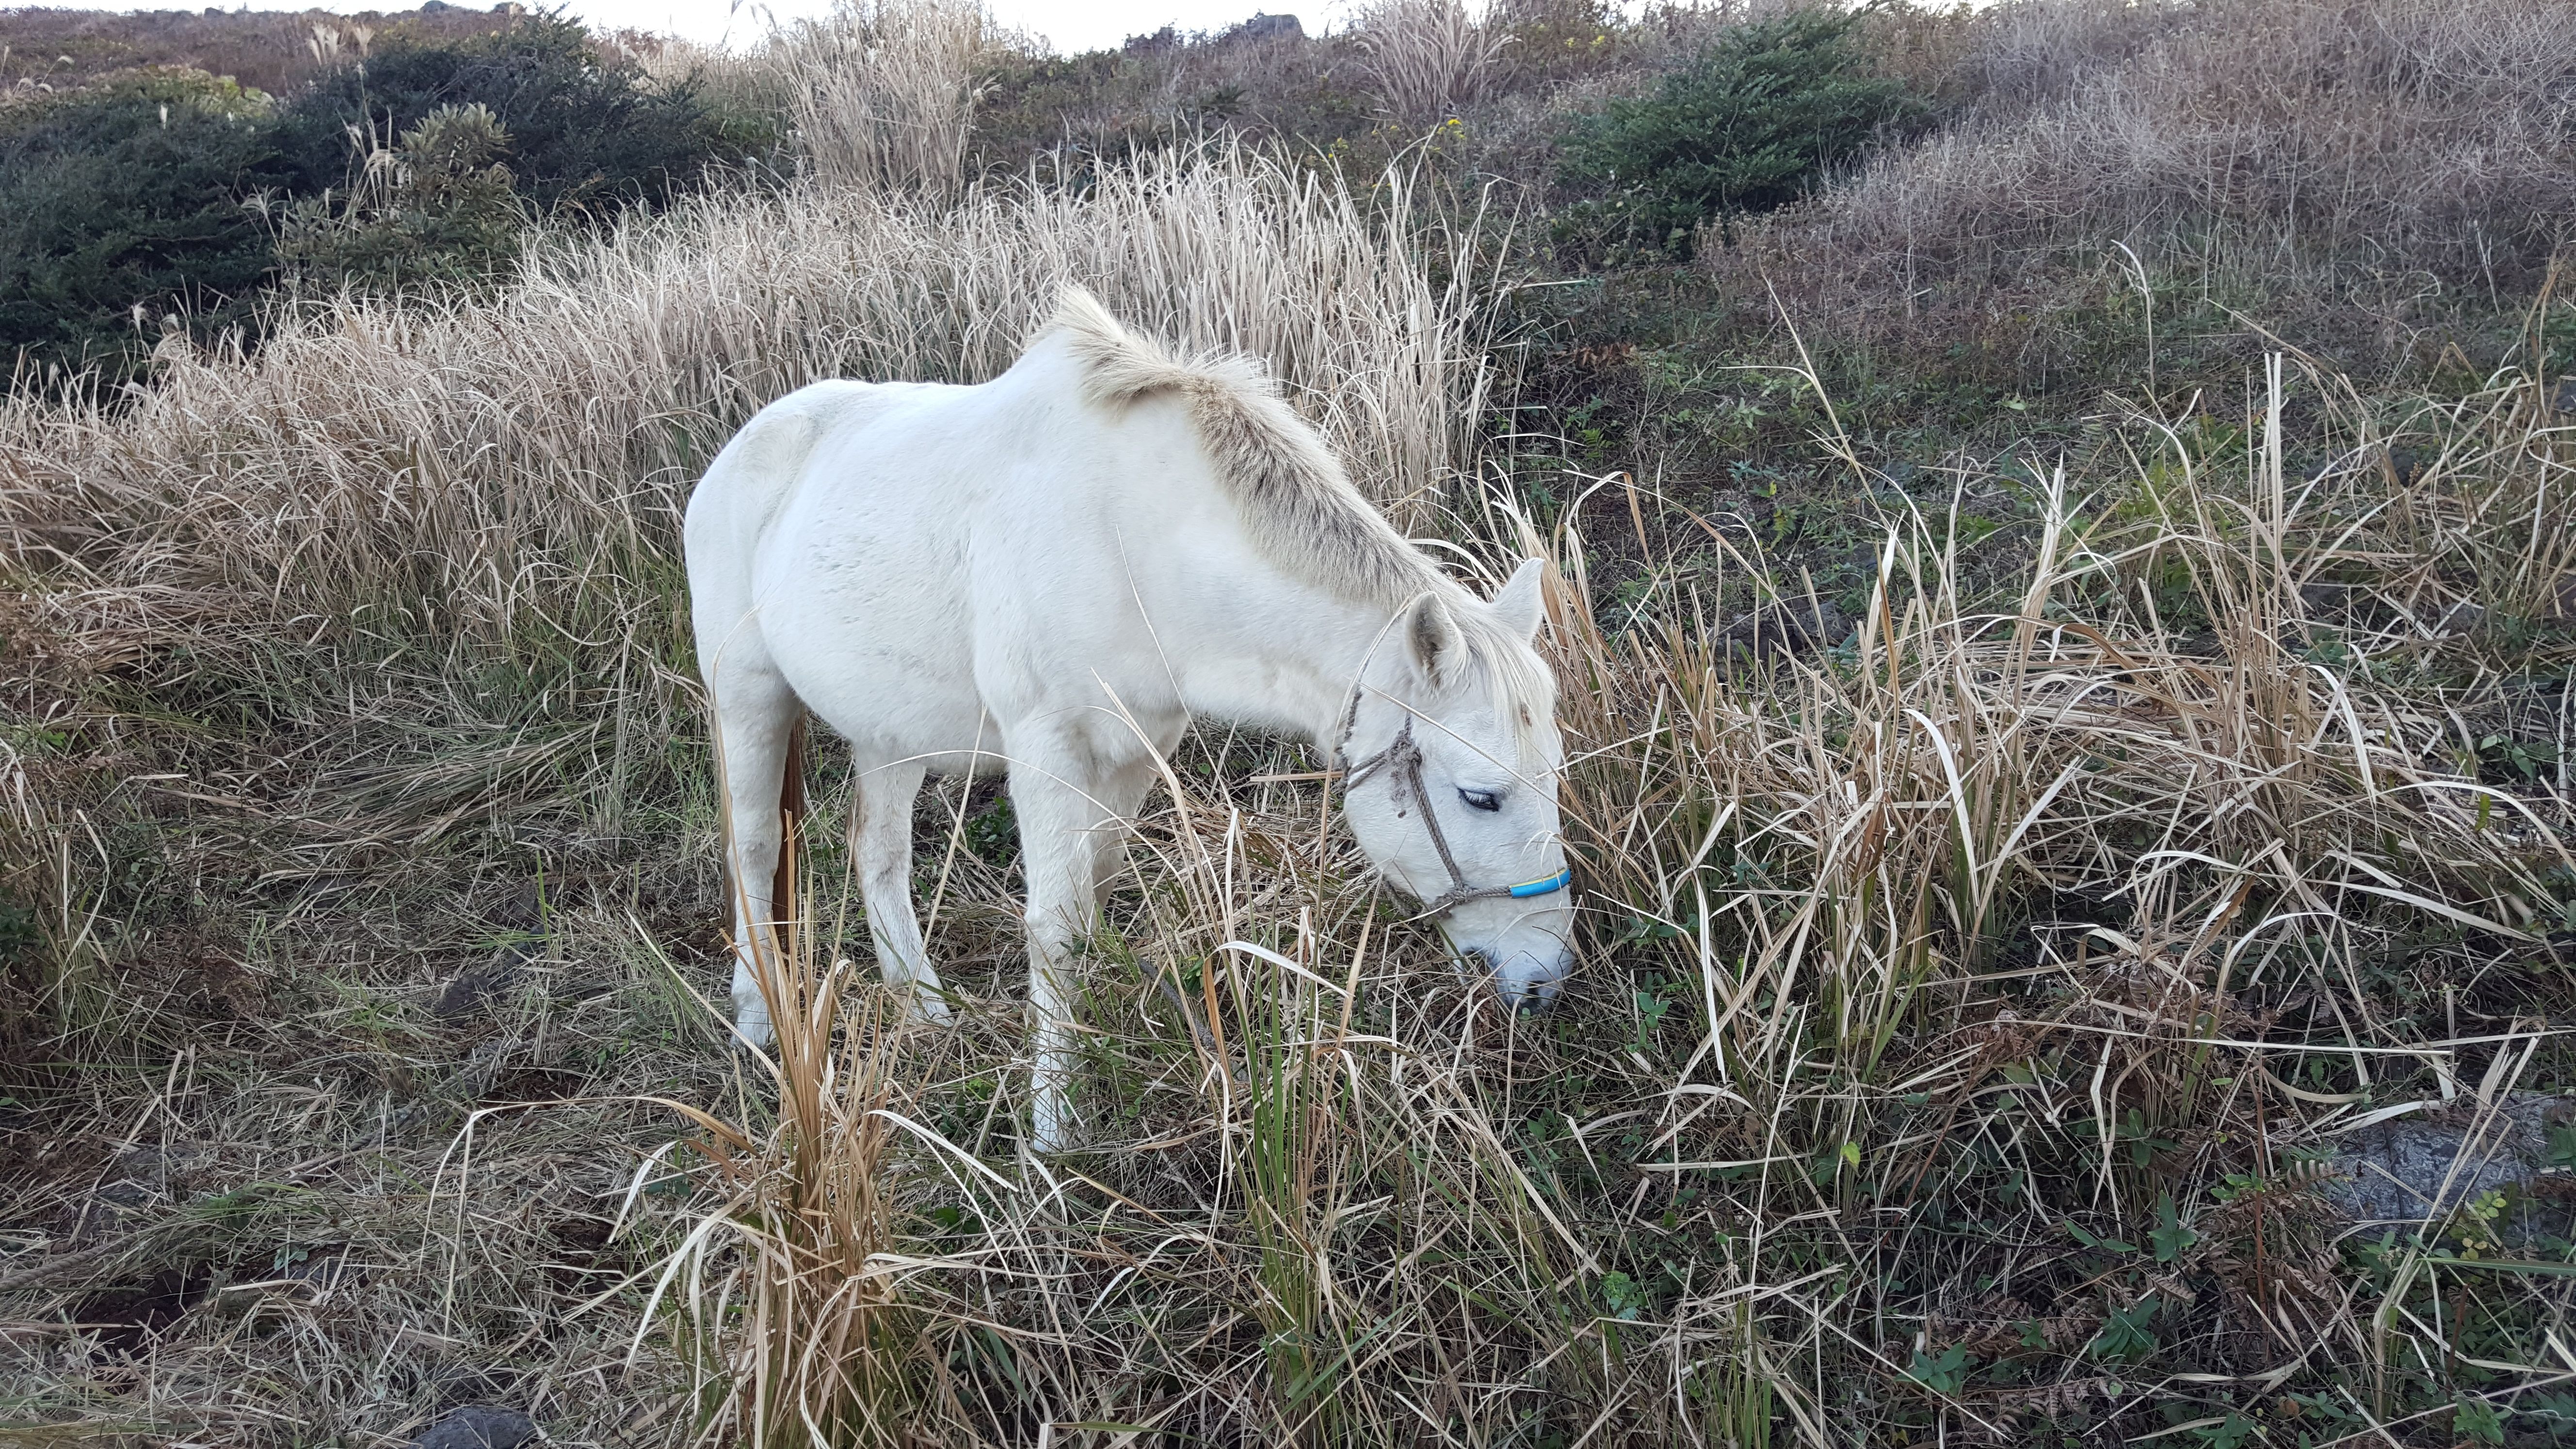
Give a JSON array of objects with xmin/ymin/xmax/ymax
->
[{"xmin": 1462, "ymin": 944, "xmax": 1575, "ymax": 1012}]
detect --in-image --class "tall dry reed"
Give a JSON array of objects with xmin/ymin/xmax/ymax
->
[
  {"xmin": 767, "ymin": 0, "xmax": 990, "ymax": 197},
  {"xmin": 643, "ymin": 840, "xmax": 922, "ymax": 1448},
  {"xmin": 1355, "ymin": 0, "xmax": 1511, "ymax": 125},
  {"xmin": 0, "ymin": 143, "xmax": 1490, "ymax": 702}
]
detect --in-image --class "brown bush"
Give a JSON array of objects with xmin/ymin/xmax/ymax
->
[
  {"xmin": 0, "ymin": 4, "xmax": 517, "ymax": 96},
  {"xmin": 1714, "ymin": 0, "xmax": 2576, "ymax": 380}
]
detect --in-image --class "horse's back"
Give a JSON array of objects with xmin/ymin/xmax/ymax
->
[
  {"xmin": 686, "ymin": 342, "xmax": 1220, "ymax": 758},
  {"xmin": 683, "ymin": 379, "xmax": 940, "ymax": 586}
]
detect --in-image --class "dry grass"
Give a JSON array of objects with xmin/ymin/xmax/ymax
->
[
  {"xmin": 10, "ymin": 326, "xmax": 2571, "ymax": 1441},
  {"xmin": 1355, "ymin": 0, "xmax": 1512, "ymax": 126},
  {"xmin": 1, "ymin": 140, "xmax": 1488, "ymax": 674},
  {"xmin": 4, "ymin": 8, "xmax": 2576, "ymax": 1441},
  {"xmin": 1736, "ymin": 0, "xmax": 2576, "ymax": 311},
  {"xmin": 762, "ymin": 0, "xmax": 991, "ymax": 197}
]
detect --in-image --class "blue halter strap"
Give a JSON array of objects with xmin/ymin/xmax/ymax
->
[{"xmin": 1505, "ymin": 867, "xmax": 1576, "ymax": 899}]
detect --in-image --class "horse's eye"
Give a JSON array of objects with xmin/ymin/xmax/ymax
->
[{"xmin": 1458, "ymin": 788, "xmax": 1502, "ymax": 812}]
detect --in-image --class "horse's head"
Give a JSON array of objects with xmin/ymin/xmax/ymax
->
[{"xmin": 1340, "ymin": 557, "xmax": 1575, "ymax": 1009}]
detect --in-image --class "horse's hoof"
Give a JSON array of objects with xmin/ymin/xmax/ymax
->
[
  {"xmin": 1030, "ymin": 1105, "xmax": 1079, "ymax": 1155},
  {"xmin": 912, "ymin": 991, "xmax": 955, "ymax": 1027},
  {"xmin": 733, "ymin": 1006, "xmax": 775, "ymax": 1050}
]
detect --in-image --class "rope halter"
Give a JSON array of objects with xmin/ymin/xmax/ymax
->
[{"xmin": 1337, "ymin": 713, "xmax": 1575, "ymax": 917}]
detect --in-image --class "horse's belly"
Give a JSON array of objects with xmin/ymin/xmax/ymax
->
[{"xmin": 780, "ymin": 629, "xmax": 995, "ymax": 772}]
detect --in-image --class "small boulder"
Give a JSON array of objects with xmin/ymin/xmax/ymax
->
[
  {"xmin": 433, "ymin": 946, "xmax": 530, "ymax": 1021},
  {"xmin": 413, "ymin": 1405, "xmax": 538, "ymax": 1449},
  {"xmin": 1235, "ymin": 12, "xmax": 1304, "ymax": 40},
  {"xmin": 2322, "ymin": 1091, "xmax": 2576, "ymax": 1230},
  {"xmin": 1716, "ymin": 596, "xmax": 1849, "ymax": 667},
  {"xmin": 2430, "ymin": 598, "xmax": 2485, "ymax": 637}
]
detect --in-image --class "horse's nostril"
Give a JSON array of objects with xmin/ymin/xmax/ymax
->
[{"xmin": 1513, "ymin": 987, "xmax": 1545, "ymax": 1014}]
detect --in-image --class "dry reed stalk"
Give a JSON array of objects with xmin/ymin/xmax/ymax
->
[
  {"xmin": 1356, "ymin": 0, "xmax": 1511, "ymax": 126},
  {"xmin": 767, "ymin": 0, "xmax": 989, "ymax": 198},
  {"xmin": 641, "ymin": 833, "xmax": 922, "ymax": 1448}
]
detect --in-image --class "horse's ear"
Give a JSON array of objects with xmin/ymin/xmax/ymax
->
[
  {"xmin": 1404, "ymin": 593, "xmax": 1465, "ymax": 689},
  {"xmin": 1491, "ymin": 556, "xmax": 1547, "ymax": 641}
]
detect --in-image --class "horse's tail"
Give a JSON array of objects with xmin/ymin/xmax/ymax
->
[{"xmin": 770, "ymin": 714, "xmax": 808, "ymax": 928}]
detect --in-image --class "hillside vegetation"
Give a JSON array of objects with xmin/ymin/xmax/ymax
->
[
  {"xmin": 3, "ymin": 0, "xmax": 2574, "ymax": 1445},
  {"xmin": 0, "ymin": 2, "xmax": 523, "ymax": 94},
  {"xmin": 1, "ymin": 9, "xmax": 774, "ymax": 385}
]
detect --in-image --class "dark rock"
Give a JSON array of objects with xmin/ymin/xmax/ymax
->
[
  {"xmin": 488, "ymin": 879, "xmax": 543, "ymax": 934},
  {"xmin": 2430, "ymin": 598, "xmax": 2485, "ymax": 637},
  {"xmin": 2322, "ymin": 1091, "xmax": 2576, "ymax": 1228},
  {"xmin": 435, "ymin": 888, "xmax": 547, "ymax": 1020},
  {"xmin": 421, "ymin": 1364, "xmax": 521, "ymax": 1413},
  {"xmin": 1716, "ymin": 596, "xmax": 1850, "ymax": 667},
  {"xmin": 1233, "ymin": 12, "xmax": 1303, "ymax": 40},
  {"xmin": 432, "ymin": 948, "xmax": 526, "ymax": 1021},
  {"xmin": 413, "ymin": 1405, "xmax": 538, "ymax": 1449},
  {"xmin": 75, "ymin": 1267, "xmax": 210, "ymax": 1357}
]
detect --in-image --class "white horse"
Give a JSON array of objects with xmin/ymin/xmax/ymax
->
[{"xmin": 684, "ymin": 290, "xmax": 1573, "ymax": 1152}]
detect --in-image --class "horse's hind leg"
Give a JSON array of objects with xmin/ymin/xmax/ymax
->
[
  {"xmin": 849, "ymin": 757, "xmax": 951, "ymax": 1023},
  {"xmin": 708, "ymin": 663, "xmax": 801, "ymax": 1048},
  {"xmin": 1089, "ymin": 757, "xmax": 1157, "ymax": 910}
]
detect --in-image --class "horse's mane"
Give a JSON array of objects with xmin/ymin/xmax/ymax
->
[{"xmin": 1043, "ymin": 288, "xmax": 1554, "ymax": 747}]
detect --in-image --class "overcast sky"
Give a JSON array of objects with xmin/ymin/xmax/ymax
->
[{"xmin": 186, "ymin": 0, "xmax": 1347, "ymax": 51}]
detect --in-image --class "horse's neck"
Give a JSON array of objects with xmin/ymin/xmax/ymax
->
[{"xmin": 1152, "ymin": 554, "xmax": 1396, "ymax": 748}]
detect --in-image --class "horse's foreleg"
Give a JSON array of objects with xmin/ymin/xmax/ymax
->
[
  {"xmin": 709, "ymin": 668, "xmax": 801, "ymax": 1049},
  {"xmin": 850, "ymin": 758, "xmax": 950, "ymax": 1023},
  {"xmin": 1010, "ymin": 751, "xmax": 1111, "ymax": 1154}
]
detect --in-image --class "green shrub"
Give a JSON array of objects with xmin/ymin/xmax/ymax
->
[
  {"xmin": 0, "ymin": 19, "xmax": 778, "ymax": 392},
  {"xmin": 277, "ymin": 102, "xmax": 530, "ymax": 291},
  {"xmin": 274, "ymin": 16, "xmax": 763, "ymax": 216},
  {"xmin": 1555, "ymin": 8, "xmax": 1919, "ymax": 261},
  {"xmin": 0, "ymin": 68, "xmax": 289, "ymax": 388}
]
